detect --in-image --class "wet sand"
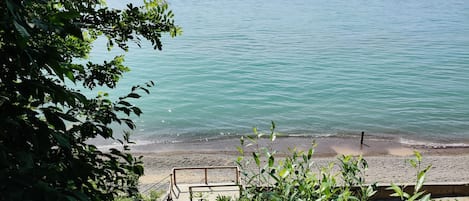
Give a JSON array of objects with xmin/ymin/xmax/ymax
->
[{"xmin": 131, "ymin": 136, "xmax": 469, "ymax": 185}]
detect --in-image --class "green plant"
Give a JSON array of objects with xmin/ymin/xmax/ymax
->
[
  {"xmin": 339, "ymin": 155, "xmax": 376, "ymax": 201},
  {"xmin": 236, "ymin": 122, "xmax": 374, "ymax": 201},
  {"xmin": 191, "ymin": 192, "xmax": 208, "ymax": 201},
  {"xmin": 216, "ymin": 195, "xmax": 234, "ymax": 201},
  {"xmin": 235, "ymin": 122, "xmax": 436, "ymax": 201},
  {"xmin": 236, "ymin": 121, "xmax": 276, "ymax": 187},
  {"xmin": 147, "ymin": 190, "xmax": 164, "ymax": 201},
  {"xmin": 387, "ymin": 151, "xmax": 432, "ymax": 201},
  {"xmin": 0, "ymin": 0, "xmax": 180, "ymax": 200},
  {"xmin": 114, "ymin": 190, "xmax": 163, "ymax": 201}
]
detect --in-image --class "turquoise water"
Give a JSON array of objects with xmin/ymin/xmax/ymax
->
[{"xmin": 91, "ymin": 0, "xmax": 469, "ymax": 143}]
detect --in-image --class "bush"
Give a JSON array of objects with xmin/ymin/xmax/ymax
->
[
  {"xmin": 115, "ymin": 190, "xmax": 164, "ymax": 201},
  {"xmin": 0, "ymin": 0, "xmax": 180, "ymax": 200},
  {"xmin": 236, "ymin": 122, "xmax": 430, "ymax": 201}
]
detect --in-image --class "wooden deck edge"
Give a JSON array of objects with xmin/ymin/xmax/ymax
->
[{"xmin": 363, "ymin": 183, "xmax": 469, "ymax": 200}]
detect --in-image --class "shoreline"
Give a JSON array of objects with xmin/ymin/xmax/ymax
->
[
  {"xmin": 126, "ymin": 135, "xmax": 469, "ymax": 156},
  {"xmin": 132, "ymin": 136, "xmax": 469, "ymax": 185},
  {"xmin": 96, "ymin": 130, "xmax": 469, "ymax": 153}
]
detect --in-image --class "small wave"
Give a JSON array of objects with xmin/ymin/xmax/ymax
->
[{"xmin": 399, "ymin": 138, "xmax": 469, "ymax": 149}]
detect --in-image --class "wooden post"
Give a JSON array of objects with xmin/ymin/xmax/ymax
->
[
  {"xmin": 360, "ymin": 131, "xmax": 364, "ymax": 145},
  {"xmin": 189, "ymin": 186, "xmax": 193, "ymax": 201},
  {"xmin": 168, "ymin": 173, "xmax": 173, "ymax": 201},
  {"xmin": 204, "ymin": 168, "xmax": 208, "ymax": 185},
  {"xmin": 173, "ymin": 170, "xmax": 177, "ymax": 187}
]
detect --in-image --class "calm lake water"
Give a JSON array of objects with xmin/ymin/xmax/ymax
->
[{"xmin": 90, "ymin": 0, "xmax": 469, "ymax": 144}]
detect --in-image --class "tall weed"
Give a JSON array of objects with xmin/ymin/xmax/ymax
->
[{"xmin": 387, "ymin": 151, "xmax": 432, "ymax": 201}]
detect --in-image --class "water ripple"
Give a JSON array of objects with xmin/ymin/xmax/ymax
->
[{"xmin": 91, "ymin": 0, "xmax": 469, "ymax": 142}]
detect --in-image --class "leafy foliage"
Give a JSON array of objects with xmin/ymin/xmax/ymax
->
[
  {"xmin": 115, "ymin": 190, "xmax": 164, "ymax": 201},
  {"xmin": 0, "ymin": 0, "xmax": 180, "ymax": 200},
  {"xmin": 236, "ymin": 122, "xmax": 376, "ymax": 201},
  {"xmin": 387, "ymin": 151, "xmax": 432, "ymax": 201},
  {"xmin": 236, "ymin": 122, "xmax": 431, "ymax": 201},
  {"xmin": 216, "ymin": 195, "xmax": 235, "ymax": 201}
]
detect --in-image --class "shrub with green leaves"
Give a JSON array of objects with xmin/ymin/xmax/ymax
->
[
  {"xmin": 236, "ymin": 122, "xmax": 376, "ymax": 201},
  {"xmin": 0, "ymin": 0, "xmax": 180, "ymax": 200},
  {"xmin": 387, "ymin": 151, "xmax": 432, "ymax": 201},
  {"xmin": 236, "ymin": 122, "xmax": 431, "ymax": 201},
  {"xmin": 115, "ymin": 190, "xmax": 164, "ymax": 201},
  {"xmin": 216, "ymin": 195, "xmax": 234, "ymax": 201}
]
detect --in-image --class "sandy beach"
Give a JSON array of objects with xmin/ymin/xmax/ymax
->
[{"xmin": 133, "ymin": 136, "xmax": 469, "ymax": 186}]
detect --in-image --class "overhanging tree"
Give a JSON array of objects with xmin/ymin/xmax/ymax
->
[{"xmin": 0, "ymin": 0, "xmax": 180, "ymax": 200}]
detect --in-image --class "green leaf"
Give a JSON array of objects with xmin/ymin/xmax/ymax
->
[
  {"xmin": 270, "ymin": 173, "xmax": 280, "ymax": 182},
  {"xmin": 416, "ymin": 165, "xmax": 431, "ymax": 192},
  {"xmin": 140, "ymin": 87, "xmax": 150, "ymax": 94},
  {"xmin": 366, "ymin": 185, "xmax": 377, "ymax": 198},
  {"xmin": 409, "ymin": 159, "xmax": 417, "ymax": 168},
  {"xmin": 131, "ymin": 106, "xmax": 142, "ymax": 116},
  {"xmin": 147, "ymin": 80, "xmax": 155, "ymax": 87},
  {"xmin": 57, "ymin": 112, "xmax": 79, "ymax": 122},
  {"xmin": 403, "ymin": 192, "xmax": 411, "ymax": 199},
  {"xmin": 246, "ymin": 135, "xmax": 256, "ymax": 143},
  {"xmin": 307, "ymin": 148, "xmax": 314, "ymax": 160},
  {"xmin": 13, "ymin": 21, "xmax": 30, "ymax": 38},
  {"xmin": 270, "ymin": 132, "xmax": 276, "ymax": 142},
  {"xmin": 414, "ymin": 150, "xmax": 422, "ymax": 162},
  {"xmin": 236, "ymin": 156, "xmax": 243, "ymax": 163},
  {"xmin": 65, "ymin": 70, "xmax": 75, "ymax": 83},
  {"xmin": 416, "ymin": 171, "xmax": 426, "ymax": 192},
  {"xmin": 253, "ymin": 152, "xmax": 260, "ymax": 166},
  {"xmin": 43, "ymin": 109, "xmax": 66, "ymax": 131},
  {"xmin": 387, "ymin": 183, "xmax": 403, "ymax": 198},
  {"xmin": 134, "ymin": 164, "xmax": 144, "ymax": 175},
  {"xmin": 423, "ymin": 164, "xmax": 432, "ymax": 173},
  {"xmin": 52, "ymin": 132, "xmax": 71, "ymax": 149},
  {"xmin": 122, "ymin": 118, "xmax": 135, "ymax": 129},
  {"xmin": 127, "ymin": 93, "xmax": 141, "ymax": 98},
  {"xmin": 268, "ymin": 155, "xmax": 274, "ymax": 167},
  {"xmin": 419, "ymin": 193, "xmax": 431, "ymax": 201},
  {"xmin": 118, "ymin": 100, "xmax": 132, "ymax": 106},
  {"xmin": 408, "ymin": 191, "xmax": 424, "ymax": 201},
  {"xmin": 257, "ymin": 132, "xmax": 264, "ymax": 138},
  {"xmin": 236, "ymin": 146, "xmax": 244, "ymax": 155},
  {"xmin": 0, "ymin": 96, "xmax": 9, "ymax": 107},
  {"xmin": 279, "ymin": 168, "xmax": 290, "ymax": 178},
  {"xmin": 360, "ymin": 157, "xmax": 368, "ymax": 169}
]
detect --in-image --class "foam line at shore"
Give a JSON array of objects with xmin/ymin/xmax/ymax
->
[
  {"xmin": 95, "ymin": 134, "xmax": 469, "ymax": 157},
  {"xmin": 399, "ymin": 138, "xmax": 469, "ymax": 149}
]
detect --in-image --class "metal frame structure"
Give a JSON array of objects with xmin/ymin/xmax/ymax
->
[{"xmin": 166, "ymin": 166, "xmax": 241, "ymax": 201}]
